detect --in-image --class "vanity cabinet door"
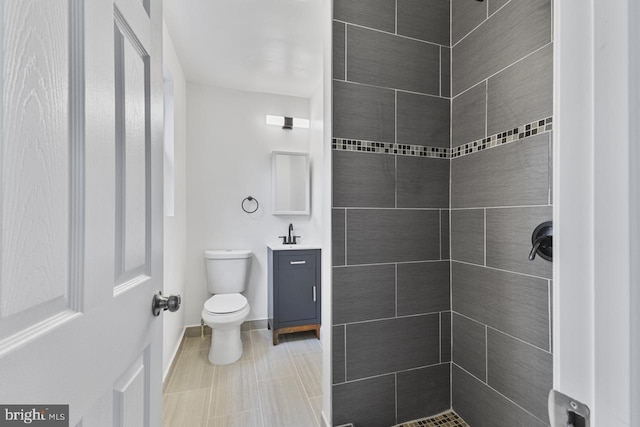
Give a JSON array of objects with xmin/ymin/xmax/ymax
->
[{"xmin": 278, "ymin": 258, "xmax": 317, "ymax": 323}]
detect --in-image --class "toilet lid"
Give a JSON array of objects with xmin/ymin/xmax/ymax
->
[{"xmin": 204, "ymin": 294, "xmax": 247, "ymax": 314}]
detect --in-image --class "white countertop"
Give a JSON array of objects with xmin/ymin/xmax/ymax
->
[{"xmin": 268, "ymin": 244, "xmax": 322, "ymax": 251}]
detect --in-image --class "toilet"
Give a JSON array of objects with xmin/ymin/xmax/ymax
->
[{"xmin": 202, "ymin": 249, "xmax": 252, "ymax": 365}]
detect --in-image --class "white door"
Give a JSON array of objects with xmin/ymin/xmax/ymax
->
[{"xmin": 0, "ymin": 0, "xmax": 165, "ymax": 425}]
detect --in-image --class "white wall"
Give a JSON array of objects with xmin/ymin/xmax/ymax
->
[
  {"xmin": 185, "ymin": 84, "xmax": 322, "ymax": 326},
  {"xmin": 162, "ymin": 23, "xmax": 188, "ymax": 379}
]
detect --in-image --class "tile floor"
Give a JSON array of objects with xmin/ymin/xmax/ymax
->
[{"xmin": 163, "ymin": 329, "xmax": 323, "ymax": 427}]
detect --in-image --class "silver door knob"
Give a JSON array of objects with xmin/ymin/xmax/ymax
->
[{"xmin": 152, "ymin": 291, "xmax": 181, "ymax": 316}]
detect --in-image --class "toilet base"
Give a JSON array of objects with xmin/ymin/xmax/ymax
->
[{"xmin": 208, "ymin": 326, "xmax": 243, "ymax": 365}]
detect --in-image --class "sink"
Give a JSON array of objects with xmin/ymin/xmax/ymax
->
[{"xmin": 268, "ymin": 244, "xmax": 322, "ymax": 251}]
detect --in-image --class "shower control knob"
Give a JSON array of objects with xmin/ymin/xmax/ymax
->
[{"xmin": 152, "ymin": 291, "xmax": 182, "ymax": 316}]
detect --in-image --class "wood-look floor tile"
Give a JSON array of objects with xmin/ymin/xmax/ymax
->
[
  {"xmin": 282, "ymin": 331, "xmax": 322, "ymax": 355},
  {"xmin": 163, "ymin": 388, "xmax": 210, "ymax": 427},
  {"xmin": 292, "ymin": 351, "xmax": 323, "ymax": 398},
  {"xmin": 207, "ymin": 410, "xmax": 263, "ymax": 427},
  {"xmin": 182, "ymin": 335, "xmax": 211, "ymax": 352},
  {"xmin": 309, "ymin": 396, "xmax": 323, "ymax": 427},
  {"xmin": 252, "ymin": 329, "xmax": 295, "ymax": 380},
  {"xmin": 166, "ymin": 349, "xmax": 216, "ymax": 394},
  {"xmin": 258, "ymin": 376, "xmax": 318, "ymax": 427},
  {"xmin": 209, "ymin": 360, "xmax": 260, "ymax": 417}
]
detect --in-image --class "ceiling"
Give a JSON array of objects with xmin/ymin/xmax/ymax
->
[{"xmin": 163, "ymin": 0, "xmax": 324, "ymax": 98}]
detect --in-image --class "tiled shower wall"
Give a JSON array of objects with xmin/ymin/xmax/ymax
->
[
  {"xmin": 331, "ymin": 0, "xmax": 554, "ymax": 426},
  {"xmin": 331, "ymin": 0, "xmax": 452, "ymax": 426},
  {"xmin": 450, "ymin": 1, "xmax": 553, "ymax": 426}
]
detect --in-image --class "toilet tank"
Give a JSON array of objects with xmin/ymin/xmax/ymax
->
[{"xmin": 204, "ymin": 250, "xmax": 252, "ymax": 294}]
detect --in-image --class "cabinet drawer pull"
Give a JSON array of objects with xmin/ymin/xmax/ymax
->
[
  {"xmin": 313, "ymin": 285, "xmax": 317, "ymax": 302},
  {"xmin": 290, "ymin": 260, "xmax": 306, "ymax": 265}
]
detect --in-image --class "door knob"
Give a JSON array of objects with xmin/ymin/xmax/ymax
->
[{"xmin": 152, "ymin": 291, "xmax": 181, "ymax": 316}]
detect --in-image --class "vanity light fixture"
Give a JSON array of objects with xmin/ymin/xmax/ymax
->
[{"xmin": 266, "ymin": 115, "xmax": 310, "ymax": 130}]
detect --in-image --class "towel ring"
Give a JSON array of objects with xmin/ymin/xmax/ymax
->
[{"xmin": 241, "ymin": 196, "xmax": 259, "ymax": 214}]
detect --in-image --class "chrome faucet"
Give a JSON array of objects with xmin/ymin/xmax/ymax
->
[{"xmin": 279, "ymin": 223, "xmax": 300, "ymax": 245}]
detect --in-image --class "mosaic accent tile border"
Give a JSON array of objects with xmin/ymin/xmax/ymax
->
[
  {"xmin": 451, "ymin": 117, "xmax": 553, "ymax": 158},
  {"xmin": 331, "ymin": 139, "xmax": 449, "ymax": 158},
  {"xmin": 332, "ymin": 116, "xmax": 552, "ymax": 160},
  {"xmin": 394, "ymin": 410, "xmax": 469, "ymax": 427}
]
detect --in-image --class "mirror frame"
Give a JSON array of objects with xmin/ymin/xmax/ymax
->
[{"xmin": 271, "ymin": 151, "xmax": 310, "ymax": 215}]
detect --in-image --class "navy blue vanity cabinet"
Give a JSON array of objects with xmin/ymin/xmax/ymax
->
[{"xmin": 268, "ymin": 248, "xmax": 321, "ymax": 345}]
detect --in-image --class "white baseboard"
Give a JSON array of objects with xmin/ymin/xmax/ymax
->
[{"xmin": 163, "ymin": 325, "xmax": 186, "ymax": 385}]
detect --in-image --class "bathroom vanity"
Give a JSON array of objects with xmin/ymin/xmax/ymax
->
[{"xmin": 267, "ymin": 246, "xmax": 321, "ymax": 345}]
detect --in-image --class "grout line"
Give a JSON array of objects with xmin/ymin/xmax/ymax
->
[
  {"xmin": 484, "ymin": 80, "xmax": 488, "ymax": 138},
  {"xmin": 340, "ymin": 361, "xmax": 450, "ymax": 385},
  {"xmin": 344, "ymin": 23, "xmax": 348, "ymax": 81},
  {"xmin": 452, "ymin": 362, "xmax": 549, "ymax": 425},
  {"xmin": 439, "ymin": 210, "xmax": 443, "ymax": 260},
  {"xmin": 332, "ymin": 311, "xmax": 442, "ymax": 327},
  {"xmin": 331, "ymin": 206, "xmax": 444, "ymax": 211},
  {"xmin": 451, "ymin": 259, "xmax": 551, "ymax": 281},
  {"xmin": 334, "ymin": 78, "xmax": 451, "ymax": 100},
  {"xmin": 483, "ymin": 208, "xmax": 487, "ymax": 266},
  {"xmin": 250, "ymin": 331, "xmax": 267, "ymax": 427},
  {"xmin": 439, "ymin": 46, "xmax": 442, "ymax": 97},
  {"xmin": 452, "ymin": 41, "xmax": 553, "ymax": 98},
  {"xmin": 395, "ymin": 0, "xmax": 398, "ymax": 34},
  {"xmin": 395, "ymin": 263, "xmax": 398, "ymax": 317},
  {"xmin": 488, "ymin": 0, "xmax": 512, "ymax": 20},
  {"xmin": 344, "ymin": 209, "xmax": 347, "ymax": 265},
  {"xmin": 332, "ymin": 19, "xmax": 449, "ymax": 50},
  {"xmin": 395, "ymin": 373, "xmax": 398, "ymax": 425},
  {"xmin": 485, "ymin": 325, "xmax": 488, "ymax": 382},
  {"xmin": 452, "ymin": 204, "xmax": 552, "ymax": 210},
  {"xmin": 439, "ymin": 312, "xmax": 442, "ymax": 363},
  {"xmin": 452, "ymin": 311, "xmax": 553, "ymax": 355},
  {"xmin": 333, "ymin": 259, "xmax": 448, "ymax": 269},
  {"xmin": 344, "ymin": 325, "xmax": 348, "ymax": 382}
]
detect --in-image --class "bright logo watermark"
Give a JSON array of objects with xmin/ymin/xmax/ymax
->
[{"xmin": 0, "ymin": 405, "xmax": 68, "ymax": 426}]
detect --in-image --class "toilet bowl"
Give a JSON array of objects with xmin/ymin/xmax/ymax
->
[
  {"xmin": 201, "ymin": 293, "xmax": 250, "ymax": 365},
  {"xmin": 202, "ymin": 249, "xmax": 252, "ymax": 365}
]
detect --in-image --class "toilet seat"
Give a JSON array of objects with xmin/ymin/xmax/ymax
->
[{"xmin": 204, "ymin": 293, "xmax": 247, "ymax": 314}]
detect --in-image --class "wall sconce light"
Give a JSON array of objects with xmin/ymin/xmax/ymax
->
[{"xmin": 266, "ymin": 115, "xmax": 310, "ymax": 130}]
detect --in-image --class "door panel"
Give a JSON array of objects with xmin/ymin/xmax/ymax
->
[{"xmin": 0, "ymin": 0, "xmax": 164, "ymax": 425}]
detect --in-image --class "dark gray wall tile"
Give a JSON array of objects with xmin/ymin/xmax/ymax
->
[
  {"xmin": 347, "ymin": 209, "xmax": 441, "ymax": 264},
  {"xmin": 334, "ymin": 0, "xmax": 396, "ymax": 33},
  {"xmin": 397, "ymin": 261, "xmax": 450, "ymax": 316},
  {"xmin": 452, "ymin": 262, "xmax": 550, "ymax": 350},
  {"xmin": 333, "ymin": 374, "xmax": 396, "ymax": 427},
  {"xmin": 487, "ymin": 328, "xmax": 553, "ymax": 421},
  {"xmin": 441, "ymin": 47, "xmax": 451, "ymax": 97},
  {"xmin": 549, "ymin": 132, "xmax": 553, "ymax": 203},
  {"xmin": 486, "ymin": 206, "xmax": 553, "ymax": 279},
  {"xmin": 452, "ymin": 365, "xmax": 548, "ymax": 427},
  {"xmin": 333, "ymin": 21, "xmax": 346, "ymax": 80},
  {"xmin": 451, "ymin": 133, "xmax": 550, "ymax": 208},
  {"xmin": 451, "ymin": 209, "xmax": 485, "ymax": 264},
  {"xmin": 346, "ymin": 314, "xmax": 440, "ymax": 380},
  {"xmin": 332, "ymin": 209, "xmax": 345, "ymax": 266},
  {"xmin": 333, "ymin": 264, "xmax": 396, "ymax": 324},
  {"xmin": 453, "ymin": 314, "xmax": 486, "ymax": 381},
  {"xmin": 441, "ymin": 312, "xmax": 452, "ymax": 362},
  {"xmin": 441, "ymin": 210, "xmax": 450, "ymax": 260},
  {"xmin": 452, "ymin": 0, "xmax": 552, "ymax": 95},
  {"xmin": 488, "ymin": 0, "xmax": 510, "ymax": 16},
  {"xmin": 333, "ymin": 80, "xmax": 395, "ymax": 142},
  {"xmin": 487, "ymin": 44, "xmax": 553, "ymax": 135},
  {"xmin": 333, "ymin": 325, "xmax": 346, "ymax": 384},
  {"xmin": 452, "ymin": 82, "xmax": 486, "ymax": 147},
  {"xmin": 397, "ymin": 364, "xmax": 451, "ymax": 423},
  {"xmin": 333, "ymin": 151, "xmax": 396, "ymax": 208},
  {"xmin": 347, "ymin": 25, "xmax": 441, "ymax": 95},
  {"xmin": 397, "ymin": 0, "xmax": 450, "ymax": 45},
  {"xmin": 452, "ymin": 0, "xmax": 487, "ymax": 45},
  {"xmin": 397, "ymin": 157, "xmax": 450, "ymax": 208},
  {"xmin": 397, "ymin": 91, "xmax": 451, "ymax": 148}
]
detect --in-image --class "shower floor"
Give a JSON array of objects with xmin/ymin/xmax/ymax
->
[{"xmin": 394, "ymin": 410, "xmax": 469, "ymax": 427}]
